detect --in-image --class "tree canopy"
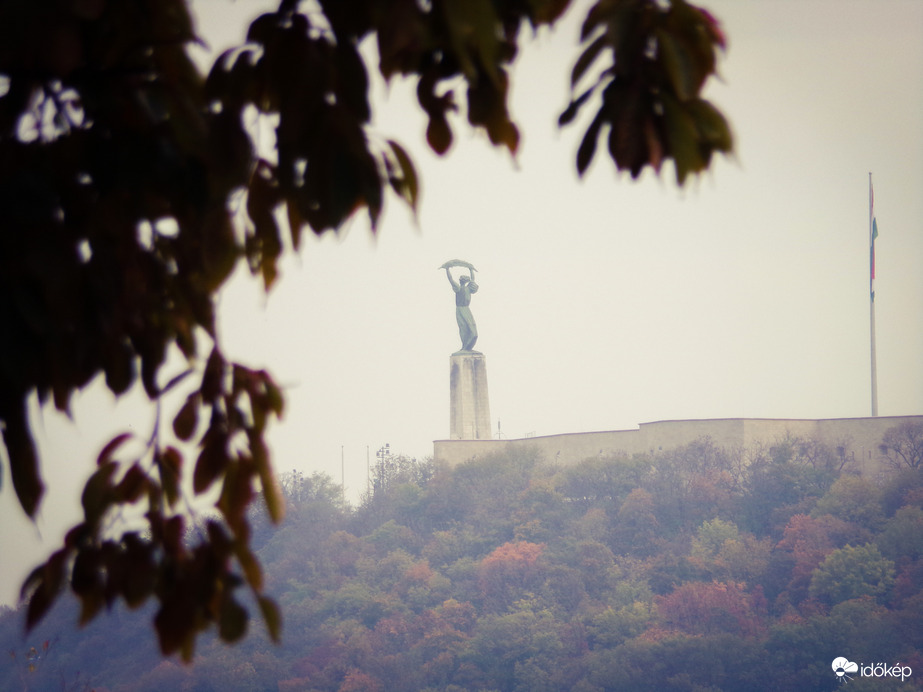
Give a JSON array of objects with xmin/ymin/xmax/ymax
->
[
  {"xmin": 2, "ymin": 435, "xmax": 921, "ymax": 691},
  {"xmin": 0, "ymin": 0, "xmax": 731, "ymax": 658}
]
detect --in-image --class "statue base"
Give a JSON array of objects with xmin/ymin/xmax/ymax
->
[{"xmin": 449, "ymin": 352, "xmax": 492, "ymax": 440}]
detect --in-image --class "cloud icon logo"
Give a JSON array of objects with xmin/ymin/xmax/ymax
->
[{"xmin": 832, "ymin": 657, "xmax": 859, "ymax": 679}]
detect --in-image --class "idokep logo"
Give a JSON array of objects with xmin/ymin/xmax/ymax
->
[
  {"xmin": 832, "ymin": 658, "xmax": 858, "ymax": 682},
  {"xmin": 832, "ymin": 657, "xmax": 913, "ymax": 683}
]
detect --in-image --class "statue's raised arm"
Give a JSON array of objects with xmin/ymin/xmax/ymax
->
[
  {"xmin": 439, "ymin": 259, "xmax": 480, "ymax": 353},
  {"xmin": 445, "ymin": 266, "xmax": 460, "ymax": 292}
]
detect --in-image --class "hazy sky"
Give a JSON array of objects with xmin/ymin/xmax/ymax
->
[{"xmin": 2, "ymin": 0, "xmax": 922, "ymax": 607}]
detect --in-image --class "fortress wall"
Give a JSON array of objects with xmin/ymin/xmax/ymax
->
[
  {"xmin": 433, "ymin": 415, "xmax": 923, "ymax": 476},
  {"xmin": 813, "ymin": 416, "xmax": 914, "ymax": 476},
  {"xmin": 638, "ymin": 418, "xmax": 750, "ymax": 452}
]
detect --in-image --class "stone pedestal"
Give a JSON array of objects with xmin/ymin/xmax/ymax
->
[{"xmin": 449, "ymin": 352, "xmax": 492, "ymax": 440}]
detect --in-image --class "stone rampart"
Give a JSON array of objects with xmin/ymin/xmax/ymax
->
[{"xmin": 433, "ymin": 415, "xmax": 923, "ymax": 477}]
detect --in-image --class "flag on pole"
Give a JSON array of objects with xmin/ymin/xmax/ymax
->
[
  {"xmin": 870, "ymin": 180, "xmax": 878, "ymax": 300},
  {"xmin": 868, "ymin": 173, "xmax": 879, "ymax": 415}
]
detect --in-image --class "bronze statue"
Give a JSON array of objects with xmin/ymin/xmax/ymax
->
[{"xmin": 441, "ymin": 260, "xmax": 480, "ymax": 352}]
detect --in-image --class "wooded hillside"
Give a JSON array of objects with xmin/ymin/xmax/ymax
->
[{"xmin": 3, "ymin": 428, "xmax": 923, "ymax": 691}]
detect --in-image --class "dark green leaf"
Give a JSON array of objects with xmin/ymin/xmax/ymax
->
[
  {"xmin": 158, "ymin": 446, "xmax": 183, "ymax": 508},
  {"xmin": 254, "ymin": 433, "xmax": 285, "ymax": 524},
  {"xmin": 246, "ymin": 13, "xmax": 279, "ymax": 45},
  {"xmin": 2, "ymin": 403, "xmax": 44, "ymax": 517},
  {"xmin": 657, "ymin": 28, "xmax": 698, "ymax": 101},
  {"xmin": 386, "ymin": 139, "xmax": 419, "ymax": 213},
  {"xmin": 335, "ymin": 41, "xmax": 371, "ymax": 122},
  {"xmin": 662, "ymin": 93, "xmax": 706, "ymax": 185},
  {"xmin": 246, "ymin": 162, "xmax": 282, "ymax": 289},
  {"xmin": 236, "ymin": 543, "xmax": 263, "ymax": 591},
  {"xmin": 163, "ymin": 515, "xmax": 186, "ymax": 557},
  {"xmin": 572, "ymin": 34, "xmax": 607, "ymax": 88},
  {"xmin": 217, "ymin": 456, "xmax": 254, "ymax": 531},
  {"xmin": 104, "ymin": 339, "xmax": 135, "ymax": 395},
  {"xmin": 258, "ymin": 595, "xmax": 283, "ymax": 643},
  {"xmin": 559, "ymin": 87, "xmax": 595, "ymax": 127},
  {"xmin": 687, "ymin": 98, "xmax": 733, "ymax": 152},
  {"xmin": 219, "ymin": 596, "xmax": 248, "ymax": 642},
  {"xmin": 121, "ymin": 535, "xmax": 157, "ymax": 608},
  {"xmin": 25, "ymin": 550, "xmax": 67, "ymax": 630},
  {"xmin": 576, "ymin": 110, "xmax": 605, "ymax": 176}
]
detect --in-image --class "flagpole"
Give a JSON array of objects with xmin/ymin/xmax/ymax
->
[{"xmin": 869, "ymin": 172, "xmax": 878, "ymax": 416}]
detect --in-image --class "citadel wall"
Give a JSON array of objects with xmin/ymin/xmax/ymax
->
[{"xmin": 433, "ymin": 415, "xmax": 923, "ymax": 476}]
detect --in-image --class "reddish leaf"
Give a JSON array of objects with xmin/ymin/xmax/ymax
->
[
  {"xmin": 172, "ymin": 392, "xmax": 200, "ymax": 441},
  {"xmin": 201, "ymin": 348, "xmax": 225, "ymax": 401},
  {"xmin": 426, "ymin": 114, "xmax": 453, "ymax": 155},
  {"xmin": 114, "ymin": 463, "xmax": 149, "ymax": 504},
  {"xmin": 81, "ymin": 463, "xmax": 118, "ymax": 527},
  {"xmin": 193, "ymin": 429, "xmax": 229, "ymax": 495},
  {"xmin": 97, "ymin": 432, "xmax": 133, "ymax": 466}
]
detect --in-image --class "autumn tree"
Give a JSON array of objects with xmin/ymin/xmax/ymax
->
[
  {"xmin": 880, "ymin": 421, "xmax": 923, "ymax": 471},
  {"xmin": 478, "ymin": 540, "xmax": 546, "ymax": 610},
  {"xmin": 611, "ymin": 486, "xmax": 660, "ymax": 556},
  {"xmin": 809, "ymin": 544, "xmax": 896, "ymax": 607},
  {"xmin": 771, "ymin": 513, "xmax": 864, "ymax": 607},
  {"xmin": 811, "ymin": 475, "xmax": 884, "ymax": 532},
  {"xmin": 655, "ymin": 579, "xmax": 767, "ymax": 638},
  {"xmin": 738, "ymin": 437, "xmax": 845, "ymax": 535},
  {"xmin": 876, "ymin": 505, "xmax": 923, "ymax": 563},
  {"xmin": 689, "ymin": 518, "xmax": 771, "ymax": 585},
  {"xmin": 0, "ymin": 0, "xmax": 731, "ymax": 656}
]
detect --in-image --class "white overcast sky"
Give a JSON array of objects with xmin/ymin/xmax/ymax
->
[{"xmin": 2, "ymin": 0, "xmax": 922, "ymax": 606}]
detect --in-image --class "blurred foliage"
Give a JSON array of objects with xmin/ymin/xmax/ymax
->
[
  {"xmin": 0, "ymin": 0, "xmax": 731, "ymax": 660},
  {"xmin": 2, "ymin": 432, "xmax": 922, "ymax": 691}
]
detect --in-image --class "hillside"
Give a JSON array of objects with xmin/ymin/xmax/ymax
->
[{"xmin": 3, "ymin": 430, "xmax": 923, "ymax": 691}]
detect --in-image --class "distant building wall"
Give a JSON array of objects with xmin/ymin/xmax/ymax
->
[{"xmin": 433, "ymin": 415, "xmax": 923, "ymax": 477}]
